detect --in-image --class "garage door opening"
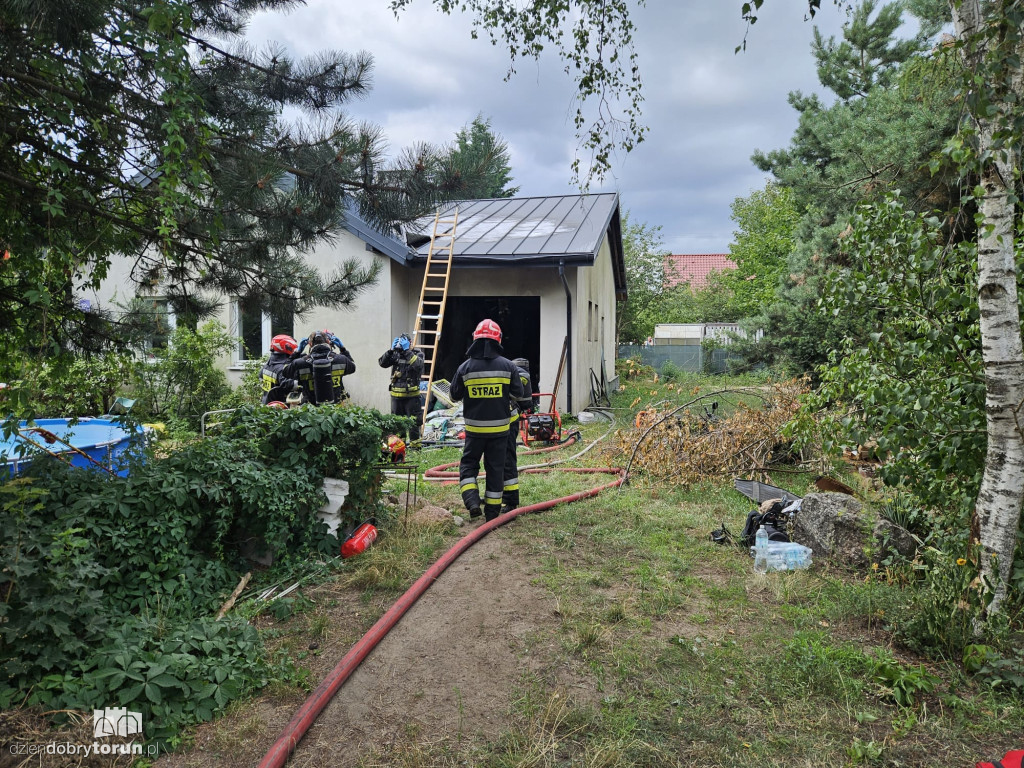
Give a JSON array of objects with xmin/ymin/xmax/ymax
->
[{"xmin": 436, "ymin": 296, "xmax": 541, "ymax": 393}]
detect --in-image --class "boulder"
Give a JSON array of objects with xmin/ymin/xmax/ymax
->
[
  {"xmin": 395, "ymin": 491, "xmax": 424, "ymax": 511},
  {"xmin": 872, "ymin": 518, "xmax": 919, "ymax": 563},
  {"xmin": 411, "ymin": 503, "xmax": 455, "ymax": 526},
  {"xmin": 793, "ymin": 492, "xmax": 871, "ymax": 568}
]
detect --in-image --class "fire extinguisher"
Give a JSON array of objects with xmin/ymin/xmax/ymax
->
[{"xmin": 341, "ymin": 518, "xmax": 377, "ymax": 558}]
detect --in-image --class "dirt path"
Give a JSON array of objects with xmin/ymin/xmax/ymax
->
[
  {"xmin": 288, "ymin": 525, "xmax": 558, "ymax": 766},
  {"xmin": 159, "ymin": 522, "xmax": 577, "ymax": 768}
]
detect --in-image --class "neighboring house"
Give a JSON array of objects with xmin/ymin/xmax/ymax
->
[
  {"xmin": 663, "ymin": 253, "xmax": 736, "ymax": 291},
  {"xmin": 89, "ymin": 193, "xmax": 626, "ymax": 414}
]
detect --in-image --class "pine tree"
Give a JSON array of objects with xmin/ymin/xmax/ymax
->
[
  {"xmin": 439, "ymin": 115, "xmax": 520, "ymax": 199},
  {"xmin": 0, "ymin": 0, "xmax": 489, "ymax": 358}
]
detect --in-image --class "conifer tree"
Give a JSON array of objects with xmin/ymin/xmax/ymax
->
[{"xmin": 0, "ymin": 0, "xmax": 491, "ymax": 357}]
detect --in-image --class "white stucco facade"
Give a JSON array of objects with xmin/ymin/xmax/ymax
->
[{"xmin": 88, "ymin": 195, "xmax": 623, "ymax": 417}]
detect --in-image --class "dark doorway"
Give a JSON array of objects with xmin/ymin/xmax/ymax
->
[{"xmin": 437, "ymin": 296, "xmax": 541, "ymax": 390}]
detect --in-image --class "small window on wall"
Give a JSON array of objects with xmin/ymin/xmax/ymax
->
[
  {"xmin": 270, "ymin": 305, "xmax": 294, "ymax": 342},
  {"xmin": 237, "ymin": 299, "xmax": 264, "ymax": 361},
  {"xmin": 144, "ymin": 298, "xmax": 175, "ymax": 362},
  {"xmin": 233, "ymin": 298, "xmax": 296, "ymax": 362},
  {"xmin": 587, "ymin": 301, "xmax": 593, "ymax": 342}
]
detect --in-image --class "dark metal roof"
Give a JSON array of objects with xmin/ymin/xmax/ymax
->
[
  {"xmin": 407, "ymin": 193, "xmax": 625, "ymax": 298},
  {"xmin": 342, "ymin": 204, "xmax": 416, "ymax": 264}
]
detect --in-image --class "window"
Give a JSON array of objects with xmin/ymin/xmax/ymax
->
[
  {"xmin": 143, "ymin": 298, "xmax": 176, "ymax": 362},
  {"xmin": 587, "ymin": 301, "xmax": 593, "ymax": 342},
  {"xmin": 233, "ymin": 298, "xmax": 295, "ymax": 362}
]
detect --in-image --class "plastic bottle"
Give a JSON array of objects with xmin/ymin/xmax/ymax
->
[{"xmin": 753, "ymin": 525, "xmax": 769, "ymax": 574}]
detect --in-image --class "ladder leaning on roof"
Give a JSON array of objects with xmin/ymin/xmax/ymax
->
[{"xmin": 411, "ymin": 206, "xmax": 458, "ymax": 421}]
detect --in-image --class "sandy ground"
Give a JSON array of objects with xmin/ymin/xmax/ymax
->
[{"xmin": 151, "ymin": 521, "xmax": 586, "ymax": 768}]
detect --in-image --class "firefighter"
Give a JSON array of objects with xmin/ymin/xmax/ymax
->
[
  {"xmin": 292, "ymin": 330, "xmax": 355, "ymax": 405},
  {"xmin": 449, "ymin": 319, "xmax": 526, "ymax": 522},
  {"xmin": 260, "ymin": 334, "xmax": 300, "ymax": 405},
  {"xmin": 501, "ymin": 357, "xmax": 536, "ymax": 513},
  {"xmin": 378, "ymin": 333, "xmax": 424, "ymax": 442}
]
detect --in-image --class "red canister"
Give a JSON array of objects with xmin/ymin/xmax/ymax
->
[{"xmin": 341, "ymin": 521, "xmax": 377, "ymax": 558}]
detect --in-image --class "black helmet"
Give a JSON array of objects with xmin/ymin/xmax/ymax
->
[{"xmin": 512, "ymin": 357, "xmax": 530, "ymax": 373}]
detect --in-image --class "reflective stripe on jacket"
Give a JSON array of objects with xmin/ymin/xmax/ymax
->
[
  {"xmin": 450, "ymin": 346, "xmax": 526, "ymax": 436},
  {"xmin": 379, "ymin": 347, "xmax": 424, "ymax": 399}
]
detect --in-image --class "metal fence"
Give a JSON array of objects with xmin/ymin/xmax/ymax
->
[{"xmin": 618, "ymin": 344, "xmax": 736, "ymax": 374}]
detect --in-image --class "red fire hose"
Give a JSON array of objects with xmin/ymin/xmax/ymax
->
[{"xmin": 256, "ymin": 465, "xmax": 623, "ymax": 768}]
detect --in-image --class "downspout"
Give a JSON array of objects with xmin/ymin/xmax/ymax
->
[{"xmin": 558, "ymin": 260, "xmax": 573, "ymax": 414}]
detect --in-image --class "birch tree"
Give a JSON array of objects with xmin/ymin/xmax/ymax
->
[{"xmin": 947, "ymin": 0, "xmax": 1024, "ymax": 617}]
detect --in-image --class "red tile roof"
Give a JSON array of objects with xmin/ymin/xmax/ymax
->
[{"xmin": 664, "ymin": 253, "xmax": 737, "ymax": 290}]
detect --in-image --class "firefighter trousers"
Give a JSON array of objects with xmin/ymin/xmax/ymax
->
[
  {"xmin": 502, "ymin": 421, "xmax": 520, "ymax": 510},
  {"xmin": 390, "ymin": 395, "xmax": 422, "ymax": 441},
  {"xmin": 459, "ymin": 433, "xmax": 508, "ymax": 520}
]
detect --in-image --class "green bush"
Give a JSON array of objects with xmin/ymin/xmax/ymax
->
[
  {"xmin": 891, "ymin": 546, "xmax": 989, "ymax": 657},
  {"xmin": 131, "ymin": 321, "xmax": 235, "ymax": 426},
  {"xmin": 0, "ymin": 404, "xmax": 403, "ymax": 746},
  {"xmin": 1, "ymin": 351, "xmax": 134, "ymax": 421}
]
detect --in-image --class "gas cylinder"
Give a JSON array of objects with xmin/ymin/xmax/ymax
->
[
  {"xmin": 312, "ymin": 357, "xmax": 334, "ymax": 404},
  {"xmin": 341, "ymin": 520, "xmax": 377, "ymax": 558}
]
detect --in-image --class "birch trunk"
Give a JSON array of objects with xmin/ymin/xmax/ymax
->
[{"xmin": 951, "ymin": 0, "xmax": 1024, "ymax": 617}]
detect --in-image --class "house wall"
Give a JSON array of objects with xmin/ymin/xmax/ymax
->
[
  {"xmin": 572, "ymin": 234, "xmax": 618, "ymax": 411},
  {"xmin": 85, "ymin": 221, "xmax": 622, "ymax": 418},
  {"xmin": 221, "ymin": 235, "xmax": 399, "ymax": 412}
]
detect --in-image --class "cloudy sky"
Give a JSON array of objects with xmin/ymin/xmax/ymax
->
[{"xmin": 245, "ymin": 1, "xmax": 850, "ymax": 255}]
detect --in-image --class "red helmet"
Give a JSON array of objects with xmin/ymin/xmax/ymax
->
[
  {"xmin": 472, "ymin": 319, "xmax": 502, "ymax": 343},
  {"xmin": 266, "ymin": 401, "xmax": 288, "ymax": 410},
  {"xmin": 382, "ymin": 434, "xmax": 406, "ymax": 463},
  {"xmin": 270, "ymin": 334, "xmax": 298, "ymax": 355}
]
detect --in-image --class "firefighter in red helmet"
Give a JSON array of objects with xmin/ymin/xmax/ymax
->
[
  {"xmin": 260, "ymin": 334, "xmax": 300, "ymax": 405},
  {"xmin": 449, "ymin": 319, "xmax": 526, "ymax": 522}
]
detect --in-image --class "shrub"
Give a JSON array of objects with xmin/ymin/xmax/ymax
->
[
  {"xmin": 891, "ymin": 546, "xmax": 989, "ymax": 657},
  {"xmin": 131, "ymin": 321, "xmax": 235, "ymax": 426},
  {"xmin": 0, "ymin": 403, "xmax": 403, "ymax": 746}
]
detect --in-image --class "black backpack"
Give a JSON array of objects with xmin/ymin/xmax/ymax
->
[{"xmin": 740, "ymin": 500, "xmax": 792, "ymax": 547}]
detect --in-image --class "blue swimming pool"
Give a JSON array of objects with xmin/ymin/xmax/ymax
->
[{"xmin": 1, "ymin": 418, "xmax": 146, "ymax": 477}]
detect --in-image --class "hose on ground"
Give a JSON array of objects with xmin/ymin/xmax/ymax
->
[{"xmin": 256, "ymin": 408, "xmax": 620, "ymax": 768}]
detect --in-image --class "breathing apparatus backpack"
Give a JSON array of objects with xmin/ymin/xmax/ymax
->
[{"xmin": 311, "ymin": 348, "xmax": 335, "ymax": 404}]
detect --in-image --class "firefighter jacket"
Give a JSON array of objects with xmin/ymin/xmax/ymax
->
[
  {"xmin": 449, "ymin": 338, "xmax": 526, "ymax": 436},
  {"xmin": 293, "ymin": 344, "xmax": 356, "ymax": 405},
  {"xmin": 378, "ymin": 346, "xmax": 424, "ymax": 399},
  {"xmin": 509, "ymin": 364, "xmax": 535, "ymax": 425},
  {"xmin": 260, "ymin": 352, "xmax": 299, "ymax": 405}
]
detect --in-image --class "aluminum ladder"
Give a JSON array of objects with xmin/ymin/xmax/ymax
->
[{"xmin": 411, "ymin": 206, "xmax": 458, "ymax": 419}]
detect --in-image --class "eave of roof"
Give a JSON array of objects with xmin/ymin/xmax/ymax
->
[{"xmin": 341, "ymin": 206, "xmax": 415, "ymax": 264}]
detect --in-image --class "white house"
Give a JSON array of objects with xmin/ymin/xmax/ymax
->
[{"xmin": 90, "ymin": 193, "xmax": 626, "ymax": 414}]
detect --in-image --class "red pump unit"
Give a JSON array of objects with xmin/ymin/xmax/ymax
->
[{"xmin": 520, "ymin": 392, "xmax": 562, "ymax": 446}]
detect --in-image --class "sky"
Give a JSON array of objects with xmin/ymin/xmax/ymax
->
[{"xmin": 244, "ymin": 1, "xmax": 851, "ymax": 256}]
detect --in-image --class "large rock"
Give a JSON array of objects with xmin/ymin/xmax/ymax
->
[
  {"xmin": 793, "ymin": 492, "xmax": 871, "ymax": 568},
  {"xmin": 412, "ymin": 504, "xmax": 455, "ymax": 526},
  {"xmin": 872, "ymin": 518, "xmax": 919, "ymax": 563}
]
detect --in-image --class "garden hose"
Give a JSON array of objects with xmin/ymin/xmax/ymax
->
[{"xmin": 256, "ymin": 408, "xmax": 622, "ymax": 768}]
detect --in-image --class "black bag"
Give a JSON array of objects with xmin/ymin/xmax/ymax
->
[{"xmin": 740, "ymin": 503, "xmax": 792, "ymax": 547}]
